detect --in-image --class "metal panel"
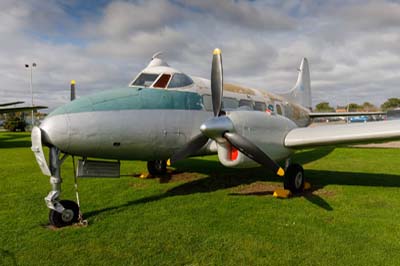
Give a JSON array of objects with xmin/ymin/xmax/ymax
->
[{"xmin": 77, "ymin": 160, "xmax": 120, "ymax": 178}]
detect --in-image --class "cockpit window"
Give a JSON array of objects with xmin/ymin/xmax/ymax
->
[
  {"xmin": 132, "ymin": 73, "xmax": 159, "ymax": 87},
  {"xmin": 153, "ymin": 74, "xmax": 171, "ymax": 88},
  {"xmin": 168, "ymin": 73, "xmax": 194, "ymax": 88}
]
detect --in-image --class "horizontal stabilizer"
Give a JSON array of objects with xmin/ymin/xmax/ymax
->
[{"xmin": 285, "ymin": 120, "xmax": 400, "ymax": 149}]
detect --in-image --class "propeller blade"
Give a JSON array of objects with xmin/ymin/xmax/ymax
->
[
  {"xmin": 169, "ymin": 134, "xmax": 209, "ymax": 164},
  {"xmin": 211, "ymin": 48, "xmax": 223, "ymax": 117},
  {"xmin": 223, "ymin": 132, "xmax": 285, "ymax": 177}
]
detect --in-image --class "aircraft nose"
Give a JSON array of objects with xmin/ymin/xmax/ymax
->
[{"xmin": 40, "ymin": 114, "xmax": 70, "ymax": 150}]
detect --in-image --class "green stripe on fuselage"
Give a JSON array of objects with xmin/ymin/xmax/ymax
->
[{"xmin": 49, "ymin": 87, "xmax": 204, "ymax": 117}]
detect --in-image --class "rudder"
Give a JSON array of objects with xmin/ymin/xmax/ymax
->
[{"xmin": 281, "ymin": 58, "xmax": 312, "ymax": 110}]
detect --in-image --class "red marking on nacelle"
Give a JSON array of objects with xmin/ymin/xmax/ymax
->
[{"xmin": 230, "ymin": 146, "xmax": 239, "ymax": 161}]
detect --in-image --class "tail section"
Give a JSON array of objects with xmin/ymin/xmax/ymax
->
[{"xmin": 281, "ymin": 58, "xmax": 312, "ymax": 110}]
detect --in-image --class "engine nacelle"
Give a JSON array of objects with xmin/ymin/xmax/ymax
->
[{"xmin": 216, "ymin": 111, "xmax": 297, "ymax": 168}]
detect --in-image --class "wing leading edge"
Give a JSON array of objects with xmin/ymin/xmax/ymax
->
[
  {"xmin": 285, "ymin": 120, "xmax": 400, "ymax": 149},
  {"xmin": 309, "ymin": 111, "xmax": 385, "ymax": 118}
]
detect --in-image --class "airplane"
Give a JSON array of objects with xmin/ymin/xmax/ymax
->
[
  {"xmin": 31, "ymin": 49, "xmax": 400, "ymax": 227},
  {"xmin": 0, "ymin": 101, "xmax": 47, "ymax": 114}
]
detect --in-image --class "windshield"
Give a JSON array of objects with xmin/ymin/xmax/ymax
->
[
  {"xmin": 168, "ymin": 73, "xmax": 194, "ymax": 88},
  {"xmin": 132, "ymin": 73, "xmax": 159, "ymax": 87}
]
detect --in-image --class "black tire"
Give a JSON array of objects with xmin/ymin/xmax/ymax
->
[
  {"xmin": 147, "ymin": 160, "xmax": 167, "ymax": 176},
  {"xmin": 284, "ymin": 164, "xmax": 305, "ymax": 194},
  {"xmin": 49, "ymin": 200, "xmax": 79, "ymax": 227}
]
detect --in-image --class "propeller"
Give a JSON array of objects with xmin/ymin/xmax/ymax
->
[
  {"xmin": 211, "ymin": 48, "xmax": 223, "ymax": 117},
  {"xmin": 223, "ymin": 132, "xmax": 284, "ymax": 176},
  {"xmin": 169, "ymin": 48, "xmax": 284, "ymax": 177}
]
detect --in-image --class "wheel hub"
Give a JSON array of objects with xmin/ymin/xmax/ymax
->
[
  {"xmin": 61, "ymin": 209, "xmax": 74, "ymax": 222},
  {"xmin": 294, "ymin": 172, "xmax": 303, "ymax": 189},
  {"xmin": 155, "ymin": 160, "xmax": 163, "ymax": 171}
]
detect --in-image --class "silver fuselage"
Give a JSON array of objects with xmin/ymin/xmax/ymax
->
[{"xmin": 40, "ymin": 83, "xmax": 310, "ymax": 164}]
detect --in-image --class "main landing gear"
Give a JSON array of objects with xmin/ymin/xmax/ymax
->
[
  {"xmin": 283, "ymin": 163, "xmax": 305, "ymax": 194},
  {"xmin": 147, "ymin": 160, "xmax": 167, "ymax": 176}
]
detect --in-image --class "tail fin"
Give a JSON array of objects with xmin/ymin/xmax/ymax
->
[{"xmin": 281, "ymin": 58, "xmax": 312, "ymax": 110}]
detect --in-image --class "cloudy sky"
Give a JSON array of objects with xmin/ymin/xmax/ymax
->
[{"xmin": 1, "ymin": 0, "xmax": 400, "ymax": 111}]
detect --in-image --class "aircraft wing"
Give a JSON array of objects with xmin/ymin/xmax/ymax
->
[
  {"xmin": 0, "ymin": 105, "xmax": 47, "ymax": 114},
  {"xmin": 309, "ymin": 111, "xmax": 385, "ymax": 118},
  {"xmin": 284, "ymin": 120, "xmax": 400, "ymax": 149}
]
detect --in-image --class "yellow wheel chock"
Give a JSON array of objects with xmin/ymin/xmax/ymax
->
[
  {"xmin": 273, "ymin": 189, "xmax": 292, "ymax": 198},
  {"xmin": 303, "ymin": 181, "xmax": 311, "ymax": 190},
  {"xmin": 139, "ymin": 173, "xmax": 153, "ymax": 179}
]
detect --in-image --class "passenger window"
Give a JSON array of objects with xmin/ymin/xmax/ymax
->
[
  {"xmin": 153, "ymin": 74, "xmax": 171, "ymax": 88},
  {"xmin": 222, "ymin": 97, "xmax": 239, "ymax": 109},
  {"xmin": 132, "ymin": 73, "xmax": 159, "ymax": 87},
  {"xmin": 239, "ymin": 99, "xmax": 253, "ymax": 109},
  {"xmin": 276, "ymin": 104, "xmax": 283, "ymax": 115},
  {"xmin": 202, "ymin": 95, "xmax": 213, "ymax": 111},
  {"xmin": 168, "ymin": 73, "xmax": 194, "ymax": 88},
  {"xmin": 254, "ymin": 102, "xmax": 266, "ymax": 111}
]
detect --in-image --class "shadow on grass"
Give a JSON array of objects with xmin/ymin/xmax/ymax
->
[
  {"xmin": 83, "ymin": 147, "xmax": 400, "ymax": 219},
  {"xmin": 228, "ymin": 183, "xmax": 334, "ymax": 211},
  {"xmin": 291, "ymin": 147, "xmax": 335, "ymax": 165},
  {"xmin": 0, "ymin": 132, "xmax": 31, "ymax": 149},
  {"xmin": 85, "ymin": 171, "xmax": 275, "ymax": 219},
  {"xmin": 86, "ymin": 168, "xmax": 400, "ymax": 220},
  {"xmin": 0, "ymin": 249, "xmax": 17, "ymax": 266}
]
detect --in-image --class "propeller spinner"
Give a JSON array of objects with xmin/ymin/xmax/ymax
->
[{"xmin": 170, "ymin": 48, "xmax": 284, "ymax": 177}]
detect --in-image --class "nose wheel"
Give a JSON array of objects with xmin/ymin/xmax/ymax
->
[
  {"xmin": 49, "ymin": 200, "xmax": 80, "ymax": 227},
  {"xmin": 283, "ymin": 163, "xmax": 304, "ymax": 194}
]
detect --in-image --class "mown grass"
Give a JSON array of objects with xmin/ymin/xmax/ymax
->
[{"xmin": 1, "ymin": 132, "xmax": 400, "ymax": 265}]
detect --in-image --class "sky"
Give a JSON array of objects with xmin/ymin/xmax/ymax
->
[{"xmin": 1, "ymin": 0, "xmax": 400, "ymax": 111}]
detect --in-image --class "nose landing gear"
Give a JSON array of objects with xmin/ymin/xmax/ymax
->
[{"xmin": 49, "ymin": 200, "xmax": 80, "ymax": 227}]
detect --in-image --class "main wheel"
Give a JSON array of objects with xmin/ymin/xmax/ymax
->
[
  {"xmin": 147, "ymin": 160, "xmax": 167, "ymax": 176},
  {"xmin": 284, "ymin": 164, "xmax": 305, "ymax": 194},
  {"xmin": 49, "ymin": 200, "xmax": 79, "ymax": 227}
]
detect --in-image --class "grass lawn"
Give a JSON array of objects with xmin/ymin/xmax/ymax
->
[{"xmin": 1, "ymin": 132, "xmax": 400, "ymax": 265}]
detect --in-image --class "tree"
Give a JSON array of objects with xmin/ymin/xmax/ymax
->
[
  {"xmin": 381, "ymin": 98, "xmax": 400, "ymax": 111},
  {"xmin": 315, "ymin": 102, "xmax": 335, "ymax": 112},
  {"xmin": 3, "ymin": 113, "xmax": 26, "ymax": 132},
  {"xmin": 362, "ymin": 102, "xmax": 378, "ymax": 112},
  {"xmin": 347, "ymin": 103, "xmax": 362, "ymax": 112}
]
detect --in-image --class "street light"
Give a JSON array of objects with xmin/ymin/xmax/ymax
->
[{"xmin": 25, "ymin": 62, "xmax": 36, "ymax": 127}]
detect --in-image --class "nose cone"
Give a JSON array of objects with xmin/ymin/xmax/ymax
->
[{"xmin": 40, "ymin": 113, "xmax": 70, "ymax": 150}]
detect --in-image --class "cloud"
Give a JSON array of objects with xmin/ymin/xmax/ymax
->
[
  {"xmin": 1, "ymin": 0, "xmax": 400, "ymax": 111},
  {"xmin": 94, "ymin": 0, "xmax": 182, "ymax": 37},
  {"xmin": 175, "ymin": 0, "xmax": 296, "ymax": 31},
  {"xmin": 335, "ymin": 1, "xmax": 400, "ymax": 31}
]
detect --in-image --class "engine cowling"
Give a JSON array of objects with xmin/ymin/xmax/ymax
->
[{"xmin": 216, "ymin": 111, "xmax": 297, "ymax": 168}]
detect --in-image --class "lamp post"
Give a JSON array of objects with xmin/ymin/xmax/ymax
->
[{"xmin": 25, "ymin": 63, "xmax": 36, "ymax": 127}]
